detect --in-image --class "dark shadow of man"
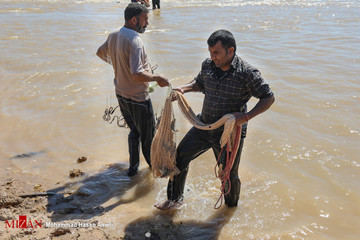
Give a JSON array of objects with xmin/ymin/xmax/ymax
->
[
  {"xmin": 46, "ymin": 163, "xmax": 154, "ymax": 221},
  {"xmin": 123, "ymin": 206, "xmax": 236, "ymax": 240}
]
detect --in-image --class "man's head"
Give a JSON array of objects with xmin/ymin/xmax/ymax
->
[
  {"xmin": 124, "ymin": 3, "xmax": 149, "ymax": 33},
  {"xmin": 207, "ymin": 30, "xmax": 236, "ymax": 71}
]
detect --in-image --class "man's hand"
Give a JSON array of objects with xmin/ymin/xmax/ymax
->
[
  {"xmin": 133, "ymin": 72, "xmax": 169, "ymax": 87},
  {"xmin": 173, "ymin": 87, "xmax": 185, "ymax": 94},
  {"xmin": 170, "ymin": 87, "xmax": 184, "ymax": 101},
  {"xmin": 155, "ymin": 76, "xmax": 170, "ymax": 87},
  {"xmin": 233, "ymin": 112, "xmax": 249, "ymax": 126},
  {"xmin": 169, "ymin": 80, "xmax": 201, "ymax": 101}
]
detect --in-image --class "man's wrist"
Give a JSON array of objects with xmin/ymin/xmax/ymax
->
[{"xmin": 244, "ymin": 112, "xmax": 250, "ymax": 122}]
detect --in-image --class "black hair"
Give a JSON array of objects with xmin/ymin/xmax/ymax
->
[
  {"xmin": 207, "ymin": 29, "xmax": 237, "ymax": 52},
  {"xmin": 124, "ymin": 3, "xmax": 149, "ymax": 22}
]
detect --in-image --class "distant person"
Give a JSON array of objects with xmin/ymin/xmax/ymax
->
[
  {"xmin": 155, "ymin": 29, "xmax": 275, "ymax": 210},
  {"xmin": 96, "ymin": 3, "xmax": 169, "ymax": 176},
  {"xmin": 152, "ymin": 0, "xmax": 160, "ymax": 9},
  {"xmin": 132, "ymin": 0, "xmax": 150, "ymax": 7}
]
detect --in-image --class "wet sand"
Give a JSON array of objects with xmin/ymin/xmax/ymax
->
[
  {"xmin": 1, "ymin": 165, "xmax": 117, "ymax": 239},
  {"xmin": 0, "ymin": 163, "xmax": 235, "ymax": 240}
]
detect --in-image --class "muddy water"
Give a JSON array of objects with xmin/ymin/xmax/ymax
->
[{"xmin": 1, "ymin": 0, "xmax": 359, "ymax": 239}]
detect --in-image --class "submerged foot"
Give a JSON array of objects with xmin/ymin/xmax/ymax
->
[
  {"xmin": 154, "ymin": 200, "xmax": 182, "ymax": 210},
  {"xmin": 127, "ymin": 167, "xmax": 138, "ymax": 177}
]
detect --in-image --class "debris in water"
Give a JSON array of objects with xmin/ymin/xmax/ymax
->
[
  {"xmin": 69, "ymin": 169, "xmax": 84, "ymax": 178},
  {"xmin": 77, "ymin": 156, "xmax": 87, "ymax": 163},
  {"xmin": 34, "ymin": 184, "xmax": 45, "ymax": 192},
  {"xmin": 51, "ymin": 228, "xmax": 71, "ymax": 237}
]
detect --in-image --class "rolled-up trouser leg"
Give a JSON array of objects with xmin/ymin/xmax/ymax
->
[{"xmin": 167, "ymin": 127, "xmax": 212, "ymax": 201}]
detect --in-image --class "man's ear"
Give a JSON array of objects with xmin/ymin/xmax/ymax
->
[
  {"xmin": 228, "ymin": 47, "xmax": 235, "ymax": 55},
  {"xmin": 131, "ymin": 16, "xmax": 137, "ymax": 25}
]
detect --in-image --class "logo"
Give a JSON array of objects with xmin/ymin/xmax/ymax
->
[{"xmin": 5, "ymin": 215, "xmax": 42, "ymax": 229}]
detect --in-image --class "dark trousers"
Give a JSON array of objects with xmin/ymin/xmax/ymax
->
[
  {"xmin": 167, "ymin": 127, "xmax": 245, "ymax": 207},
  {"xmin": 117, "ymin": 95, "xmax": 155, "ymax": 170},
  {"xmin": 152, "ymin": 0, "xmax": 160, "ymax": 9}
]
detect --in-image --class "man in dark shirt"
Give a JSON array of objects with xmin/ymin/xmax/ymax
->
[{"xmin": 155, "ymin": 29, "xmax": 275, "ymax": 210}]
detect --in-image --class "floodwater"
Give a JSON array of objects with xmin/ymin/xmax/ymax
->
[{"xmin": 0, "ymin": 0, "xmax": 359, "ymax": 239}]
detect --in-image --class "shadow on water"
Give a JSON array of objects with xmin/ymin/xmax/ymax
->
[
  {"xmin": 123, "ymin": 207, "xmax": 236, "ymax": 240},
  {"xmin": 9, "ymin": 149, "xmax": 47, "ymax": 159},
  {"xmin": 46, "ymin": 163, "xmax": 153, "ymax": 222}
]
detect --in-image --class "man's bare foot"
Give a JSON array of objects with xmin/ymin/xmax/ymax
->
[{"xmin": 154, "ymin": 200, "xmax": 181, "ymax": 210}]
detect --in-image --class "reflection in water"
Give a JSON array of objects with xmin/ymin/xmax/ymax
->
[
  {"xmin": 47, "ymin": 163, "xmax": 154, "ymax": 221},
  {"xmin": 123, "ymin": 207, "xmax": 235, "ymax": 240}
]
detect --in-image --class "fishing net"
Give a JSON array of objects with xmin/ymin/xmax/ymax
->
[
  {"xmin": 174, "ymin": 91, "xmax": 237, "ymax": 150},
  {"xmin": 151, "ymin": 89, "xmax": 243, "ymax": 208},
  {"xmin": 151, "ymin": 90, "xmax": 240, "ymax": 179},
  {"xmin": 151, "ymin": 91, "xmax": 179, "ymax": 179}
]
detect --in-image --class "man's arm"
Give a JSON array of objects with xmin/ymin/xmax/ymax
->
[
  {"xmin": 173, "ymin": 79, "xmax": 201, "ymax": 94},
  {"xmin": 132, "ymin": 71, "xmax": 169, "ymax": 87},
  {"xmin": 96, "ymin": 42, "xmax": 111, "ymax": 64},
  {"xmin": 234, "ymin": 95, "xmax": 275, "ymax": 126}
]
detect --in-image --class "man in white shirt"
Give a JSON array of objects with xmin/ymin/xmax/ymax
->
[{"xmin": 97, "ymin": 3, "xmax": 169, "ymax": 176}]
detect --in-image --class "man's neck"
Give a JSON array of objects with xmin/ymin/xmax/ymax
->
[
  {"xmin": 124, "ymin": 23, "xmax": 137, "ymax": 32},
  {"xmin": 220, "ymin": 65, "xmax": 231, "ymax": 71}
]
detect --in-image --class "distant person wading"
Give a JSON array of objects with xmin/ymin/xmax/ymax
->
[
  {"xmin": 153, "ymin": 0, "xmax": 160, "ymax": 9},
  {"xmin": 131, "ymin": 0, "xmax": 150, "ymax": 7}
]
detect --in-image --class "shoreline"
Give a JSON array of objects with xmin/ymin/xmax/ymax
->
[
  {"xmin": 1, "ymin": 162, "xmax": 205, "ymax": 240},
  {"xmin": 0, "ymin": 163, "xmax": 234, "ymax": 240},
  {"xmin": 0, "ymin": 163, "xmax": 132, "ymax": 239}
]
